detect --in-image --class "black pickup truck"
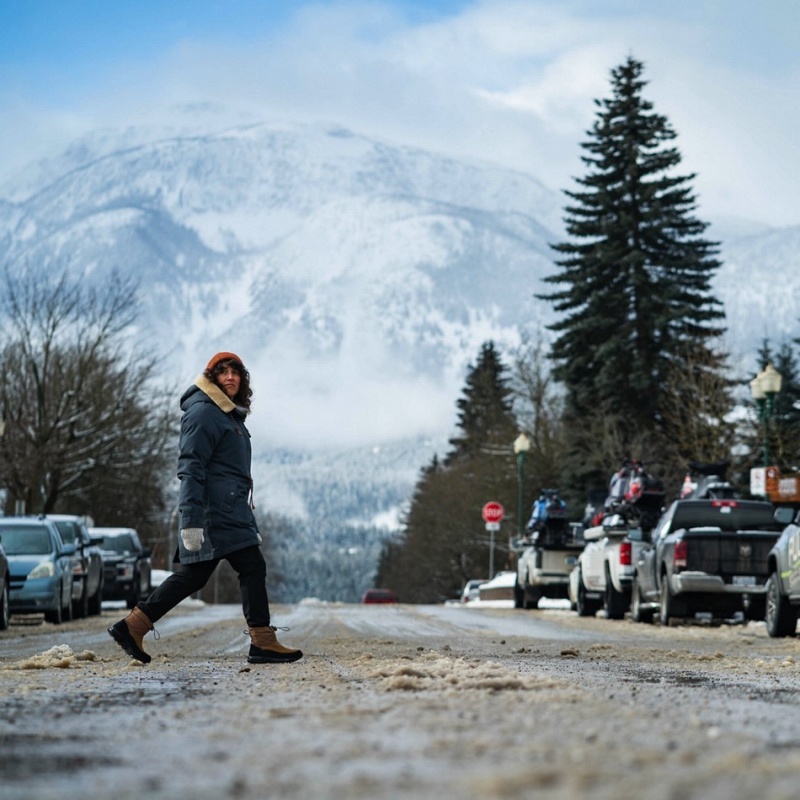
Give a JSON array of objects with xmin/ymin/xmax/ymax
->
[{"xmin": 631, "ymin": 499, "xmax": 784, "ymax": 624}]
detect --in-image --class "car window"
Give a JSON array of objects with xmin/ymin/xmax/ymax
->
[
  {"xmin": 103, "ymin": 535, "xmax": 136, "ymax": 554},
  {"xmin": 0, "ymin": 525, "xmax": 52, "ymax": 555},
  {"xmin": 655, "ymin": 505, "xmax": 675, "ymax": 539},
  {"xmin": 53, "ymin": 520, "xmax": 79, "ymax": 545}
]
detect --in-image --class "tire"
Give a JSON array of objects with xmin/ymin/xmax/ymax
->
[
  {"xmin": 126, "ymin": 579, "xmax": 141, "ymax": 610},
  {"xmin": 659, "ymin": 575, "xmax": 685, "ymax": 626},
  {"xmin": 765, "ymin": 572, "xmax": 797, "ymax": 638},
  {"xmin": 62, "ymin": 582, "xmax": 74, "ymax": 622},
  {"xmin": 576, "ymin": 570, "xmax": 598, "ymax": 617},
  {"xmin": 514, "ymin": 580, "xmax": 525, "ymax": 609},
  {"xmin": 524, "ymin": 587, "xmax": 541, "ymax": 610},
  {"xmin": 0, "ymin": 580, "xmax": 9, "ymax": 631},
  {"xmin": 73, "ymin": 579, "xmax": 89, "ymax": 619},
  {"xmin": 604, "ymin": 569, "xmax": 628, "ymax": 620},
  {"xmin": 44, "ymin": 589, "xmax": 63, "ymax": 625},
  {"xmin": 88, "ymin": 578, "xmax": 104, "ymax": 616},
  {"xmin": 630, "ymin": 575, "xmax": 654, "ymax": 624}
]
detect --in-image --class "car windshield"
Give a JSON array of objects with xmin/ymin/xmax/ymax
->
[
  {"xmin": 103, "ymin": 535, "xmax": 136, "ymax": 554},
  {"xmin": 0, "ymin": 525, "xmax": 52, "ymax": 555},
  {"xmin": 53, "ymin": 520, "xmax": 79, "ymax": 545}
]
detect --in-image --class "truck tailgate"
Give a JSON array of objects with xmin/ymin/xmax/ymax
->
[{"xmin": 684, "ymin": 529, "xmax": 779, "ymax": 581}]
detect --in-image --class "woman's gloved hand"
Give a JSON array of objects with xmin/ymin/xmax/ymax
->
[{"xmin": 181, "ymin": 528, "xmax": 205, "ymax": 551}]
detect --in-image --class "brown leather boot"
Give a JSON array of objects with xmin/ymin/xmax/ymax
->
[
  {"xmin": 108, "ymin": 607, "xmax": 155, "ymax": 664},
  {"xmin": 247, "ymin": 626, "xmax": 303, "ymax": 664}
]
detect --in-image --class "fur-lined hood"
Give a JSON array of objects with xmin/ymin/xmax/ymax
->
[{"xmin": 180, "ymin": 374, "xmax": 249, "ymax": 417}]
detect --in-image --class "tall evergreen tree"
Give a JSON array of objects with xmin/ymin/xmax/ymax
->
[
  {"xmin": 378, "ymin": 342, "xmax": 521, "ymax": 602},
  {"xmin": 748, "ymin": 340, "xmax": 800, "ymax": 472},
  {"xmin": 447, "ymin": 341, "xmax": 518, "ymax": 463},
  {"xmin": 540, "ymin": 56, "xmax": 727, "ymax": 454}
]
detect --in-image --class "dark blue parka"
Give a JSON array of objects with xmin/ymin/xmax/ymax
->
[{"xmin": 177, "ymin": 375, "xmax": 260, "ymax": 564}]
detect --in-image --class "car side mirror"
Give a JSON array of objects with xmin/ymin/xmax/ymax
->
[
  {"xmin": 61, "ymin": 542, "xmax": 77, "ymax": 556},
  {"xmin": 141, "ymin": 548, "xmax": 152, "ymax": 558},
  {"xmin": 774, "ymin": 506, "xmax": 796, "ymax": 526}
]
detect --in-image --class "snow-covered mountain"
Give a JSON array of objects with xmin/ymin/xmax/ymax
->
[{"xmin": 0, "ymin": 119, "xmax": 797, "ymax": 544}]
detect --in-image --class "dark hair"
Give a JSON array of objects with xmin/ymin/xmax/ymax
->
[{"xmin": 205, "ymin": 359, "xmax": 252, "ymax": 411}]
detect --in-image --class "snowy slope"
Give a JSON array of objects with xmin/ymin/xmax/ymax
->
[{"xmin": 0, "ymin": 119, "xmax": 797, "ymax": 540}]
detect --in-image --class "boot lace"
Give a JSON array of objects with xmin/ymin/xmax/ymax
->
[{"xmin": 243, "ymin": 625, "xmax": 290, "ymax": 636}]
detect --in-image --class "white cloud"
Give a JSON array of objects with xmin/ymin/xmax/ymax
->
[{"xmin": 1, "ymin": 1, "xmax": 798, "ymax": 226}]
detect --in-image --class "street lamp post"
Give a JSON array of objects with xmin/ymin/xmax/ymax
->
[
  {"xmin": 750, "ymin": 362, "xmax": 782, "ymax": 468},
  {"xmin": 513, "ymin": 433, "xmax": 531, "ymax": 539}
]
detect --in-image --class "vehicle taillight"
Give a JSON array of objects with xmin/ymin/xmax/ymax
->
[
  {"xmin": 711, "ymin": 500, "xmax": 737, "ymax": 508},
  {"xmin": 619, "ymin": 541, "xmax": 632, "ymax": 566},
  {"xmin": 674, "ymin": 540, "xmax": 688, "ymax": 570}
]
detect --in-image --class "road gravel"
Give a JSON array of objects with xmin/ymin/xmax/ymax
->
[{"xmin": 2, "ymin": 600, "xmax": 800, "ymax": 799}]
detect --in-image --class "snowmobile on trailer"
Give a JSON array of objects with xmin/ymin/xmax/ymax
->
[
  {"xmin": 514, "ymin": 489, "xmax": 583, "ymax": 609},
  {"xmin": 592, "ymin": 459, "xmax": 666, "ymax": 535},
  {"xmin": 678, "ymin": 461, "xmax": 737, "ymax": 501}
]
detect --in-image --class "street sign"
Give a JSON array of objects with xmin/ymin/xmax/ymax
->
[
  {"xmin": 482, "ymin": 501, "xmax": 504, "ymax": 524},
  {"xmin": 485, "ymin": 522, "xmax": 501, "ymax": 531}
]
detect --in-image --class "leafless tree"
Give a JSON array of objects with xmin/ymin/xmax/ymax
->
[{"xmin": 0, "ymin": 267, "xmax": 177, "ymax": 535}]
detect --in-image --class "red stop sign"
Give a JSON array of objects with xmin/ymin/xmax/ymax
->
[{"xmin": 482, "ymin": 501, "xmax": 504, "ymax": 523}]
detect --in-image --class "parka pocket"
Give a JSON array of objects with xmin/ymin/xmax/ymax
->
[{"xmin": 210, "ymin": 479, "xmax": 238, "ymax": 513}]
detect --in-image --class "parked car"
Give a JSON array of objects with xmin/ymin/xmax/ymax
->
[
  {"xmin": 763, "ymin": 506, "xmax": 800, "ymax": 637},
  {"xmin": 478, "ymin": 571, "xmax": 517, "ymax": 602},
  {"xmin": 0, "ymin": 535, "xmax": 10, "ymax": 630},
  {"xmin": 631, "ymin": 499, "xmax": 784, "ymax": 625},
  {"xmin": 45, "ymin": 515, "xmax": 105, "ymax": 618},
  {"xmin": 569, "ymin": 515, "xmax": 649, "ymax": 619},
  {"xmin": 92, "ymin": 527, "xmax": 152, "ymax": 608},
  {"xmin": 460, "ymin": 579, "xmax": 487, "ymax": 604},
  {"xmin": 361, "ymin": 588, "xmax": 398, "ymax": 604},
  {"xmin": 0, "ymin": 517, "xmax": 76, "ymax": 624}
]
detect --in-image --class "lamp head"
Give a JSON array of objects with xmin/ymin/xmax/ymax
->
[{"xmin": 513, "ymin": 433, "xmax": 531, "ymax": 454}]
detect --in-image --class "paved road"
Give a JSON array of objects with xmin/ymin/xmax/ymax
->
[{"xmin": 2, "ymin": 601, "xmax": 800, "ymax": 799}]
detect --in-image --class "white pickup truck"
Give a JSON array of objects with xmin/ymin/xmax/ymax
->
[{"xmin": 568, "ymin": 515, "xmax": 649, "ymax": 619}]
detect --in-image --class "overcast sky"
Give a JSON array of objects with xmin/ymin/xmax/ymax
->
[{"xmin": 1, "ymin": 0, "xmax": 798, "ymax": 228}]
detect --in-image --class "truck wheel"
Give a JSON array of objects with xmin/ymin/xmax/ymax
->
[
  {"xmin": 604, "ymin": 569, "xmax": 627, "ymax": 620},
  {"xmin": 630, "ymin": 575, "xmax": 654, "ymax": 624},
  {"xmin": 765, "ymin": 572, "xmax": 797, "ymax": 638},
  {"xmin": 524, "ymin": 588, "xmax": 541, "ymax": 610},
  {"xmin": 659, "ymin": 576, "xmax": 685, "ymax": 626},
  {"xmin": 514, "ymin": 580, "xmax": 525, "ymax": 609},
  {"xmin": 576, "ymin": 570, "xmax": 597, "ymax": 617}
]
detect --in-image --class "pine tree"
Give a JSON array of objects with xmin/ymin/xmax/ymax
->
[
  {"xmin": 540, "ymin": 56, "xmax": 727, "ymax": 451},
  {"xmin": 378, "ymin": 342, "xmax": 521, "ymax": 602},
  {"xmin": 749, "ymin": 340, "xmax": 800, "ymax": 472},
  {"xmin": 447, "ymin": 341, "xmax": 518, "ymax": 463}
]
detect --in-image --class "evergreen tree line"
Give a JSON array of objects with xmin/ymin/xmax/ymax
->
[{"xmin": 377, "ymin": 56, "xmax": 800, "ymax": 603}]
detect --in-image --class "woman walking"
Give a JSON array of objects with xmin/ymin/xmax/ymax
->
[{"xmin": 108, "ymin": 352, "xmax": 302, "ymax": 664}]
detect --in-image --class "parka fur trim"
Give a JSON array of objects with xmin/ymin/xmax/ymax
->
[{"xmin": 194, "ymin": 374, "xmax": 236, "ymax": 413}]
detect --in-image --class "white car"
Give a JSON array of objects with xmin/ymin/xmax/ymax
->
[{"xmin": 460, "ymin": 579, "xmax": 487, "ymax": 603}]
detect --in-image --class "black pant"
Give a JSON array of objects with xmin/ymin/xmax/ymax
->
[{"xmin": 138, "ymin": 545, "xmax": 270, "ymax": 627}]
